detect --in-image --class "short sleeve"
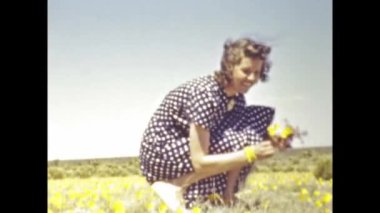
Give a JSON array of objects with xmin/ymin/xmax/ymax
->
[{"xmin": 188, "ymin": 88, "xmax": 217, "ymax": 130}]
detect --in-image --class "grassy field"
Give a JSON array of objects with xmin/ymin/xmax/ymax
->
[{"xmin": 48, "ymin": 147, "xmax": 332, "ymax": 213}]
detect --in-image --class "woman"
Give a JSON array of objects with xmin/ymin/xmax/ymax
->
[{"xmin": 139, "ymin": 37, "xmax": 288, "ymax": 210}]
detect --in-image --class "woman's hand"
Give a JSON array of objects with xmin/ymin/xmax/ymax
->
[
  {"xmin": 250, "ymin": 141, "xmax": 276, "ymax": 159},
  {"xmin": 269, "ymin": 135, "xmax": 293, "ymax": 151},
  {"xmin": 266, "ymin": 123, "xmax": 296, "ymax": 151}
]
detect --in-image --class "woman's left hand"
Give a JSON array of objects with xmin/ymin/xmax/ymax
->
[{"xmin": 270, "ymin": 135, "xmax": 293, "ymax": 151}]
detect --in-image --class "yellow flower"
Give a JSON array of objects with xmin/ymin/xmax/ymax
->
[
  {"xmin": 123, "ymin": 183, "xmax": 130, "ymax": 189},
  {"xmin": 48, "ymin": 209, "xmax": 53, "ymax": 213},
  {"xmin": 146, "ymin": 202, "xmax": 154, "ymax": 210},
  {"xmin": 88, "ymin": 200, "xmax": 96, "ymax": 208},
  {"xmin": 299, "ymin": 188, "xmax": 310, "ymax": 202},
  {"xmin": 101, "ymin": 192, "xmax": 111, "ymax": 202},
  {"xmin": 281, "ymin": 126, "xmax": 293, "ymax": 139},
  {"xmin": 49, "ymin": 192, "xmax": 63, "ymax": 209},
  {"xmin": 300, "ymin": 188, "xmax": 308, "ymax": 195},
  {"xmin": 136, "ymin": 190, "xmax": 144, "ymax": 200},
  {"xmin": 112, "ymin": 200, "xmax": 125, "ymax": 213},
  {"xmin": 315, "ymin": 200, "xmax": 323, "ymax": 208},
  {"xmin": 176, "ymin": 208, "xmax": 186, "ymax": 213},
  {"xmin": 192, "ymin": 207, "xmax": 201, "ymax": 213},
  {"xmin": 313, "ymin": 190, "xmax": 321, "ymax": 197},
  {"xmin": 318, "ymin": 178, "xmax": 324, "ymax": 185},
  {"xmin": 159, "ymin": 203, "xmax": 167, "ymax": 213},
  {"xmin": 322, "ymin": 193, "xmax": 332, "ymax": 204},
  {"xmin": 267, "ymin": 124, "xmax": 279, "ymax": 137},
  {"xmin": 267, "ymin": 123, "xmax": 293, "ymax": 139}
]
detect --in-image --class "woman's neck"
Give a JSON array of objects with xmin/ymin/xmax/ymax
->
[{"xmin": 223, "ymin": 84, "xmax": 237, "ymax": 97}]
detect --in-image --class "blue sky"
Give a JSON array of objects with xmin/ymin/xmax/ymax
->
[{"xmin": 48, "ymin": 0, "xmax": 332, "ymax": 160}]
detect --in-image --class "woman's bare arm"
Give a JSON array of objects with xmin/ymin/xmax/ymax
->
[
  {"xmin": 170, "ymin": 123, "xmax": 275, "ymax": 188},
  {"xmin": 189, "ymin": 123, "xmax": 274, "ymax": 175}
]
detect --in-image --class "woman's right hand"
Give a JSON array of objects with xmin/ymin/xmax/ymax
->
[{"xmin": 250, "ymin": 141, "xmax": 276, "ymax": 159}]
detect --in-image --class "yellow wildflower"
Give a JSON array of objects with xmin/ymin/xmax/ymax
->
[
  {"xmin": 267, "ymin": 124, "xmax": 279, "ymax": 137},
  {"xmin": 315, "ymin": 200, "xmax": 323, "ymax": 208},
  {"xmin": 136, "ymin": 190, "xmax": 144, "ymax": 200},
  {"xmin": 159, "ymin": 203, "xmax": 167, "ymax": 213},
  {"xmin": 281, "ymin": 126, "xmax": 293, "ymax": 139},
  {"xmin": 88, "ymin": 200, "xmax": 96, "ymax": 208},
  {"xmin": 299, "ymin": 188, "xmax": 310, "ymax": 202},
  {"xmin": 192, "ymin": 206, "xmax": 201, "ymax": 213},
  {"xmin": 49, "ymin": 192, "xmax": 63, "ymax": 209},
  {"xmin": 112, "ymin": 200, "xmax": 125, "ymax": 213},
  {"xmin": 322, "ymin": 193, "xmax": 332, "ymax": 204},
  {"xmin": 146, "ymin": 202, "xmax": 154, "ymax": 210},
  {"xmin": 123, "ymin": 183, "xmax": 130, "ymax": 189},
  {"xmin": 318, "ymin": 178, "xmax": 324, "ymax": 185},
  {"xmin": 299, "ymin": 185, "xmax": 306, "ymax": 192},
  {"xmin": 176, "ymin": 208, "xmax": 186, "ymax": 213}
]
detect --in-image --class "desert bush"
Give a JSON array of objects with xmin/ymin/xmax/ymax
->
[
  {"xmin": 313, "ymin": 157, "xmax": 332, "ymax": 180},
  {"xmin": 290, "ymin": 156, "xmax": 300, "ymax": 165},
  {"xmin": 48, "ymin": 167, "xmax": 65, "ymax": 179},
  {"xmin": 284, "ymin": 164, "xmax": 296, "ymax": 172},
  {"xmin": 77, "ymin": 165, "xmax": 96, "ymax": 178}
]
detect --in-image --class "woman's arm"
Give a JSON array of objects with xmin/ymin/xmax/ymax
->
[
  {"xmin": 189, "ymin": 123, "xmax": 248, "ymax": 174},
  {"xmin": 189, "ymin": 123, "xmax": 274, "ymax": 176},
  {"xmin": 170, "ymin": 123, "xmax": 274, "ymax": 188}
]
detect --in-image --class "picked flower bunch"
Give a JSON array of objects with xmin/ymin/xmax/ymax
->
[{"xmin": 266, "ymin": 120, "xmax": 307, "ymax": 150}]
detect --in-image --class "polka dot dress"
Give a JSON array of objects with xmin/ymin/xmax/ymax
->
[{"xmin": 139, "ymin": 75, "xmax": 275, "ymax": 208}]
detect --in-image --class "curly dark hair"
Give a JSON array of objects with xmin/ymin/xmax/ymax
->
[{"xmin": 214, "ymin": 37, "xmax": 272, "ymax": 87}]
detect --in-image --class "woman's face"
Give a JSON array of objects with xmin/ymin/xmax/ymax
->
[{"xmin": 229, "ymin": 57, "xmax": 264, "ymax": 94}]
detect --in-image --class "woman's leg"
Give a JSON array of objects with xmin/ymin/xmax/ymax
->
[
  {"xmin": 167, "ymin": 149, "xmax": 249, "ymax": 189},
  {"xmin": 223, "ymin": 166, "xmax": 243, "ymax": 205},
  {"xmin": 153, "ymin": 166, "xmax": 244, "ymax": 211},
  {"xmin": 150, "ymin": 148, "xmax": 248, "ymax": 210},
  {"xmin": 151, "ymin": 181, "xmax": 190, "ymax": 212}
]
